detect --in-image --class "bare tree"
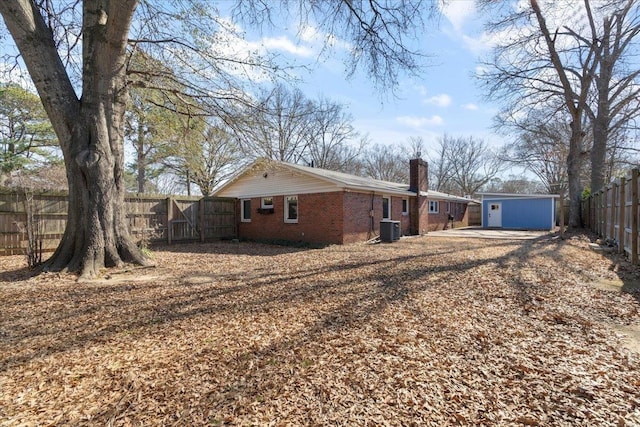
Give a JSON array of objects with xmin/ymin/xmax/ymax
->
[
  {"xmin": 160, "ymin": 122, "xmax": 244, "ymax": 197},
  {"xmin": 497, "ymin": 110, "xmax": 574, "ymax": 194},
  {"xmin": 480, "ymin": 0, "xmax": 640, "ymax": 226},
  {"xmin": 0, "ymin": 1, "xmax": 434, "ymax": 278},
  {"xmin": 585, "ymin": 0, "xmax": 640, "ymax": 191},
  {"xmin": 485, "ymin": 175, "xmax": 546, "ymax": 194},
  {"xmin": 235, "ymin": 84, "xmax": 314, "ymax": 163},
  {"xmin": 362, "ymin": 143, "xmax": 408, "ymax": 183},
  {"xmin": 303, "ymin": 97, "xmax": 366, "ymax": 172},
  {"xmin": 427, "ymin": 138, "xmax": 453, "ymax": 193},
  {"xmin": 436, "ymin": 135, "xmax": 503, "ymax": 196},
  {"xmin": 479, "ymin": 0, "xmax": 598, "ymax": 227}
]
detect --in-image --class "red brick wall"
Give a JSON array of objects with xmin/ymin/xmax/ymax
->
[
  {"xmin": 238, "ymin": 191, "xmax": 426, "ymax": 245},
  {"xmin": 426, "ymin": 200, "xmax": 470, "ymax": 231},
  {"xmin": 342, "ymin": 193, "xmax": 411, "ymax": 243},
  {"xmin": 391, "ymin": 196, "xmax": 411, "ymax": 236},
  {"xmin": 237, "ymin": 192, "xmax": 344, "ymax": 245},
  {"xmin": 342, "ymin": 192, "xmax": 376, "ymax": 243}
]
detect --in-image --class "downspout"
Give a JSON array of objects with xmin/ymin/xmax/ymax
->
[{"xmin": 369, "ymin": 191, "xmax": 375, "ymax": 239}]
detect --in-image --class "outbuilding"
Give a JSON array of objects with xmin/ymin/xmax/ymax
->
[{"xmin": 479, "ymin": 193, "xmax": 559, "ymax": 230}]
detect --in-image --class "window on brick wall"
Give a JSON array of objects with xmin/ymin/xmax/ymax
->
[
  {"xmin": 382, "ymin": 196, "xmax": 391, "ymax": 219},
  {"xmin": 429, "ymin": 200, "xmax": 439, "ymax": 213},
  {"xmin": 241, "ymin": 199, "xmax": 251, "ymax": 222},
  {"xmin": 402, "ymin": 198, "xmax": 408, "ymax": 215},
  {"xmin": 284, "ymin": 195, "xmax": 298, "ymax": 223},
  {"xmin": 261, "ymin": 197, "xmax": 273, "ymax": 209}
]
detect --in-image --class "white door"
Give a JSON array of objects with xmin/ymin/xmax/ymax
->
[{"xmin": 487, "ymin": 203, "xmax": 502, "ymax": 227}]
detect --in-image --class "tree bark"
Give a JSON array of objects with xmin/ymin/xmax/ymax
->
[
  {"xmin": 0, "ymin": 0, "xmax": 148, "ymax": 279},
  {"xmin": 530, "ymin": 0, "xmax": 596, "ymax": 227},
  {"xmin": 590, "ymin": 15, "xmax": 612, "ymax": 194},
  {"xmin": 567, "ymin": 121, "xmax": 585, "ymax": 228}
]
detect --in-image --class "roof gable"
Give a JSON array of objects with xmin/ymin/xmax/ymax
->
[{"xmin": 214, "ymin": 159, "xmax": 415, "ymax": 198}]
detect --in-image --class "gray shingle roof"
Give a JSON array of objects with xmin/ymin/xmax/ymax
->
[{"xmin": 215, "ymin": 158, "xmax": 478, "ymax": 203}]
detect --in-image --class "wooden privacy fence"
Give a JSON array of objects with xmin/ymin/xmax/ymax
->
[
  {"xmin": 0, "ymin": 189, "xmax": 237, "ymax": 255},
  {"xmin": 581, "ymin": 168, "xmax": 639, "ymax": 263}
]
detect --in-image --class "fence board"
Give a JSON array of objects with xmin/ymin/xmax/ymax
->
[
  {"xmin": 583, "ymin": 167, "xmax": 640, "ymax": 264},
  {"xmin": 0, "ymin": 189, "xmax": 237, "ymax": 256}
]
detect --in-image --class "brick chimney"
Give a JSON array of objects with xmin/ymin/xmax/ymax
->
[
  {"xmin": 409, "ymin": 158, "xmax": 428, "ymax": 235},
  {"xmin": 409, "ymin": 158, "xmax": 428, "ymax": 194}
]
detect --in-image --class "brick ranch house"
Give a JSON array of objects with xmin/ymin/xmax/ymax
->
[{"xmin": 213, "ymin": 158, "xmax": 476, "ymax": 245}]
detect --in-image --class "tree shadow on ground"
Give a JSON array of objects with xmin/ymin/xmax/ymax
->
[
  {"xmin": 4, "ymin": 233, "xmax": 639, "ymax": 424},
  {"xmin": 0, "ymin": 236, "xmax": 551, "ymax": 372}
]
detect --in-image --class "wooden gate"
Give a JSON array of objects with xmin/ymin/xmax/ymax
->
[{"xmin": 1, "ymin": 191, "xmax": 238, "ymax": 255}]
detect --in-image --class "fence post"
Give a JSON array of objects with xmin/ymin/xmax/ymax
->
[
  {"xmin": 589, "ymin": 193, "xmax": 596, "ymax": 231},
  {"xmin": 199, "ymin": 198, "xmax": 205, "ymax": 242},
  {"xmin": 560, "ymin": 191, "xmax": 565, "ymax": 238},
  {"xmin": 632, "ymin": 169, "xmax": 638, "ymax": 264},
  {"xmin": 601, "ymin": 189, "xmax": 606, "ymax": 237},
  {"xmin": 609, "ymin": 183, "xmax": 616, "ymax": 240},
  {"xmin": 618, "ymin": 177, "xmax": 626, "ymax": 254},
  {"xmin": 167, "ymin": 197, "xmax": 174, "ymax": 245}
]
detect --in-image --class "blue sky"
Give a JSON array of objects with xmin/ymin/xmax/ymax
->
[
  {"xmin": 231, "ymin": 0, "xmax": 504, "ymax": 158},
  {"xmin": 1, "ymin": 1, "xmax": 503, "ymax": 160}
]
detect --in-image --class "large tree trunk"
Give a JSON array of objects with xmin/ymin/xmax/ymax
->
[
  {"xmin": 567, "ymin": 122, "xmax": 585, "ymax": 228},
  {"xmin": 590, "ymin": 15, "xmax": 612, "ymax": 194},
  {"xmin": 1, "ymin": 0, "xmax": 148, "ymax": 279}
]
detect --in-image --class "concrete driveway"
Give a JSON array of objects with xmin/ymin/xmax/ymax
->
[{"xmin": 426, "ymin": 226, "xmax": 553, "ymax": 240}]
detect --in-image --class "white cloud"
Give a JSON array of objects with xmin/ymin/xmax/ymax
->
[
  {"xmin": 262, "ymin": 36, "xmax": 314, "ymax": 57},
  {"xmin": 298, "ymin": 24, "xmax": 351, "ymax": 51},
  {"xmin": 396, "ymin": 115, "xmax": 444, "ymax": 128},
  {"xmin": 462, "ymin": 103, "xmax": 478, "ymax": 111},
  {"xmin": 413, "ymin": 84, "xmax": 428, "ymax": 97},
  {"xmin": 440, "ymin": 0, "xmax": 476, "ymax": 32},
  {"xmin": 424, "ymin": 94, "xmax": 452, "ymax": 107}
]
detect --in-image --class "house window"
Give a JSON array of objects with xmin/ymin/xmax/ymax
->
[
  {"xmin": 382, "ymin": 196, "xmax": 391, "ymax": 220},
  {"xmin": 241, "ymin": 199, "xmax": 251, "ymax": 222},
  {"xmin": 402, "ymin": 198, "xmax": 408, "ymax": 215},
  {"xmin": 261, "ymin": 197, "xmax": 273, "ymax": 209},
  {"xmin": 284, "ymin": 195, "xmax": 298, "ymax": 223},
  {"xmin": 429, "ymin": 200, "xmax": 439, "ymax": 213},
  {"xmin": 446, "ymin": 202, "xmax": 450, "ymax": 213}
]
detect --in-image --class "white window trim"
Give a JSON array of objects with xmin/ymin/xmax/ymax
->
[
  {"xmin": 284, "ymin": 195, "xmax": 298, "ymax": 223},
  {"xmin": 402, "ymin": 198, "xmax": 409, "ymax": 215},
  {"xmin": 382, "ymin": 196, "xmax": 391, "ymax": 220},
  {"xmin": 261, "ymin": 197, "xmax": 274, "ymax": 209},
  {"xmin": 429, "ymin": 200, "xmax": 439, "ymax": 214},
  {"xmin": 241, "ymin": 199, "xmax": 251, "ymax": 222}
]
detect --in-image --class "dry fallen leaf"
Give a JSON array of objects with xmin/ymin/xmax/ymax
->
[{"xmin": 0, "ymin": 232, "xmax": 639, "ymax": 426}]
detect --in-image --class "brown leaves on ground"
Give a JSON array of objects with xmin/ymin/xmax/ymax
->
[{"xmin": 1, "ymin": 232, "xmax": 639, "ymax": 426}]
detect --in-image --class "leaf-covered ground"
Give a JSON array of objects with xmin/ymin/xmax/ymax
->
[{"xmin": 1, "ymin": 233, "xmax": 639, "ymax": 426}]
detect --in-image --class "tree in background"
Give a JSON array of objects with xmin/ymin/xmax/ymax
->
[
  {"xmin": 485, "ymin": 176, "xmax": 546, "ymax": 194},
  {"xmin": 303, "ymin": 97, "xmax": 366, "ymax": 173},
  {"xmin": 479, "ymin": 0, "xmax": 640, "ymax": 227},
  {"xmin": 361, "ymin": 143, "xmax": 409, "ymax": 183},
  {"xmin": 125, "ymin": 86, "xmax": 184, "ymax": 194},
  {"xmin": 234, "ymin": 84, "xmax": 313, "ymax": 163},
  {"xmin": 497, "ymin": 110, "xmax": 574, "ymax": 195},
  {"xmin": 159, "ymin": 121, "xmax": 244, "ymax": 197},
  {"xmin": 427, "ymin": 138, "xmax": 454, "ymax": 193},
  {"xmin": 0, "ymin": 84, "xmax": 58, "ymax": 187},
  {"xmin": 582, "ymin": 0, "xmax": 640, "ymax": 193},
  {"xmin": 0, "ymin": 0, "xmax": 433, "ymax": 277},
  {"xmin": 427, "ymin": 135, "xmax": 503, "ymax": 196}
]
